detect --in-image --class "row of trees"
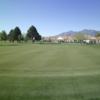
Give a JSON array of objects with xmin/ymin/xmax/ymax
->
[
  {"xmin": 74, "ymin": 32, "xmax": 100, "ymax": 41},
  {"xmin": 0, "ymin": 25, "xmax": 41, "ymax": 42}
]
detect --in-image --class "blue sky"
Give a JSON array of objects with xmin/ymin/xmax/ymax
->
[{"xmin": 0, "ymin": 0, "xmax": 100, "ymax": 36}]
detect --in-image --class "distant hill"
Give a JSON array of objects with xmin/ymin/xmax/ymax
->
[
  {"xmin": 56, "ymin": 31, "xmax": 76, "ymax": 36},
  {"xmin": 56, "ymin": 29, "xmax": 99, "ymax": 37},
  {"xmin": 79, "ymin": 29, "xmax": 98, "ymax": 36}
]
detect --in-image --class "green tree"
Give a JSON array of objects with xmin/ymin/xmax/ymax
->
[
  {"xmin": 26, "ymin": 25, "xmax": 41, "ymax": 41},
  {"xmin": 8, "ymin": 29, "xmax": 15, "ymax": 42},
  {"xmin": 14, "ymin": 27, "xmax": 22, "ymax": 41},
  {"xmin": 95, "ymin": 32, "xmax": 100, "ymax": 37},
  {"xmin": 8, "ymin": 27, "xmax": 22, "ymax": 42},
  {"xmin": 74, "ymin": 33, "xmax": 86, "ymax": 43},
  {"xmin": 0, "ymin": 31, "xmax": 7, "ymax": 41}
]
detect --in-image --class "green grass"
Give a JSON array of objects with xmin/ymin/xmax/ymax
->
[{"xmin": 0, "ymin": 43, "xmax": 100, "ymax": 100}]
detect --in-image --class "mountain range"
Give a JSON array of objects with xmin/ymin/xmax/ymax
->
[{"xmin": 55, "ymin": 29, "xmax": 100, "ymax": 37}]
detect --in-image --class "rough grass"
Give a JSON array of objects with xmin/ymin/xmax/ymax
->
[{"xmin": 0, "ymin": 43, "xmax": 100, "ymax": 100}]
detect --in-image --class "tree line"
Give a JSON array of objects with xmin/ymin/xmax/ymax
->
[{"xmin": 0, "ymin": 25, "xmax": 41, "ymax": 42}]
